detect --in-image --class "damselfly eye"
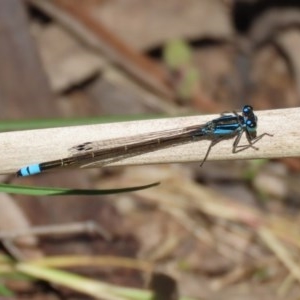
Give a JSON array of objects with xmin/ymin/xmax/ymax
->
[
  {"xmin": 246, "ymin": 119, "xmax": 256, "ymax": 128},
  {"xmin": 243, "ymin": 105, "xmax": 253, "ymax": 115}
]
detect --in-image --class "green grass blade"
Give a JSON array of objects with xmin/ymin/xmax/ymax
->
[
  {"xmin": 0, "ymin": 182, "xmax": 159, "ymax": 196},
  {"xmin": 0, "ymin": 283, "xmax": 14, "ymax": 297},
  {"xmin": 0, "ymin": 114, "xmax": 165, "ymax": 131}
]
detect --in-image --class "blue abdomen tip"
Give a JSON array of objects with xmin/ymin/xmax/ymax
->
[{"xmin": 17, "ymin": 164, "xmax": 41, "ymax": 177}]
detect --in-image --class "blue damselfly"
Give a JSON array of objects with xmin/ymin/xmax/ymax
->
[{"xmin": 17, "ymin": 105, "xmax": 272, "ymax": 177}]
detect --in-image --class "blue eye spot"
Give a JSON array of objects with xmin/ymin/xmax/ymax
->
[
  {"xmin": 246, "ymin": 119, "xmax": 256, "ymax": 128},
  {"xmin": 243, "ymin": 105, "xmax": 254, "ymax": 115}
]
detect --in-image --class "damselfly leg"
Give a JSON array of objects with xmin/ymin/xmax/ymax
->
[{"xmin": 199, "ymin": 138, "xmax": 222, "ymax": 167}]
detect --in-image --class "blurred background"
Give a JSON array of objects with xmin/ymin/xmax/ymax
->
[{"xmin": 1, "ymin": 0, "xmax": 300, "ymax": 299}]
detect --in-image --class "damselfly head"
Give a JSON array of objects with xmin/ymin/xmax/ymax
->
[{"xmin": 243, "ymin": 105, "xmax": 257, "ymax": 136}]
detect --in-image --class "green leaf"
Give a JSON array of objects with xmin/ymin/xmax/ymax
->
[
  {"xmin": 0, "ymin": 182, "xmax": 159, "ymax": 196},
  {"xmin": 163, "ymin": 39, "xmax": 192, "ymax": 69},
  {"xmin": 0, "ymin": 283, "xmax": 14, "ymax": 297},
  {"xmin": 0, "ymin": 114, "xmax": 166, "ymax": 131}
]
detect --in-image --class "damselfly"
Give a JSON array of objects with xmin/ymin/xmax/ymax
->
[{"xmin": 17, "ymin": 105, "xmax": 272, "ymax": 177}]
